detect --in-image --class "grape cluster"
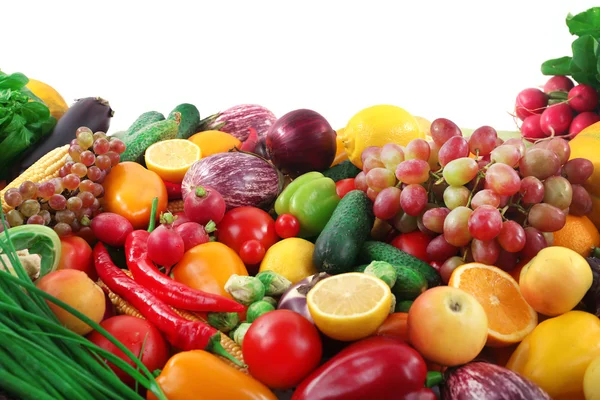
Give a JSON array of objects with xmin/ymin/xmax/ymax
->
[
  {"xmin": 3, "ymin": 127, "xmax": 126, "ymax": 237},
  {"xmin": 355, "ymin": 118, "xmax": 595, "ymax": 283}
]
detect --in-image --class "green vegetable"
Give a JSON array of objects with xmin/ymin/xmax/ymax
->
[
  {"xmin": 313, "ymin": 190, "xmax": 374, "ymax": 275},
  {"xmin": 541, "ymin": 7, "xmax": 600, "ymax": 89},
  {"xmin": 112, "ymin": 111, "xmax": 165, "ymax": 141},
  {"xmin": 395, "ymin": 300, "xmax": 413, "ymax": 313},
  {"xmin": 169, "ymin": 103, "xmax": 201, "ymax": 139},
  {"xmin": 207, "ymin": 312, "xmax": 239, "ymax": 333},
  {"xmin": 256, "ymin": 270, "xmax": 292, "ymax": 296},
  {"xmin": 230, "ymin": 322, "xmax": 252, "ymax": 347},
  {"xmin": 364, "ymin": 261, "xmax": 397, "ymax": 288},
  {"xmin": 119, "ymin": 112, "xmax": 181, "ymax": 163},
  {"xmin": 354, "ymin": 262, "xmax": 428, "ymax": 301},
  {"xmin": 224, "ymin": 275, "xmax": 265, "ymax": 306},
  {"xmin": 322, "ymin": 160, "xmax": 361, "ymax": 182},
  {"xmin": 389, "ymin": 294, "xmax": 397, "ymax": 314},
  {"xmin": 261, "ymin": 296, "xmax": 278, "ymax": 308},
  {"xmin": 0, "ymin": 72, "xmax": 56, "ymax": 179},
  {"xmin": 275, "ymin": 171, "xmax": 340, "ymax": 238},
  {"xmin": 246, "ymin": 300, "xmax": 276, "ymax": 323}
]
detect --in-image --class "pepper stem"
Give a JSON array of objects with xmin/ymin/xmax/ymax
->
[
  {"xmin": 205, "ymin": 220, "xmax": 216, "ymax": 233},
  {"xmin": 147, "ymin": 197, "xmax": 159, "ymax": 233},
  {"xmin": 195, "ymin": 186, "xmax": 207, "ymax": 197},
  {"xmin": 425, "ymin": 371, "xmax": 444, "ymax": 388},
  {"xmin": 206, "ymin": 333, "xmax": 247, "ymax": 368}
]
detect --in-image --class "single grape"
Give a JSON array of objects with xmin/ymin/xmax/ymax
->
[
  {"xmin": 468, "ymin": 205, "xmax": 503, "ymax": 241},
  {"xmin": 443, "ymin": 206, "xmax": 473, "ymax": 247},
  {"xmin": 503, "ymin": 138, "xmax": 527, "ymax": 158},
  {"xmin": 59, "ymin": 166, "xmax": 69, "ymax": 178},
  {"xmin": 93, "ymin": 131, "xmax": 107, "ymax": 141},
  {"xmin": 395, "ymin": 159, "xmax": 430, "ymax": 184},
  {"xmin": 495, "ymin": 249, "xmax": 519, "ymax": 272},
  {"xmin": 76, "ymin": 126, "xmax": 93, "ymax": 138},
  {"xmin": 69, "ymin": 144, "xmax": 83, "ymax": 162},
  {"xmin": 528, "ymin": 203, "xmax": 566, "ymax": 232},
  {"xmin": 6, "ymin": 210, "xmax": 24, "ymax": 227},
  {"xmin": 521, "ymin": 227, "xmax": 548, "ymax": 260},
  {"xmin": 497, "ymin": 220, "xmax": 526, "ymax": 253},
  {"xmin": 63, "ymin": 174, "xmax": 81, "ymax": 191},
  {"xmin": 79, "ymin": 208, "xmax": 93, "ymax": 218},
  {"xmin": 37, "ymin": 182, "xmax": 55, "ymax": 199},
  {"xmin": 373, "ymin": 186, "xmax": 402, "ymax": 220},
  {"xmin": 27, "ymin": 215, "xmax": 45, "ymax": 225},
  {"xmin": 543, "ymin": 176, "xmax": 572, "ymax": 209},
  {"xmin": 427, "ymin": 140, "xmax": 441, "ymax": 171},
  {"xmin": 426, "ymin": 234, "xmax": 460, "ymax": 262},
  {"xmin": 20, "ymin": 199, "xmax": 41, "ymax": 217},
  {"xmin": 390, "ymin": 211, "xmax": 418, "ymax": 233},
  {"xmin": 490, "ymin": 145, "xmax": 521, "ymax": 167},
  {"xmin": 107, "ymin": 151, "xmax": 121, "ymax": 167},
  {"xmin": 95, "ymin": 154, "xmax": 112, "ymax": 171},
  {"xmin": 442, "ymin": 157, "xmax": 478, "ymax": 187},
  {"xmin": 562, "ymin": 158, "xmax": 594, "ymax": 185},
  {"xmin": 468, "ymin": 126, "xmax": 497, "ymax": 156},
  {"xmin": 109, "ymin": 138, "xmax": 126, "ymax": 154},
  {"xmin": 80, "ymin": 150, "xmax": 96, "ymax": 167},
  {"xmin": 78, "ymin": 192, "xmax": 95, "ymax": 208},
  {"xmin": 440, "ymin": 256, "xmax": 464, "ymax": 284},
  {"xmin": 443, "ymin": 185, "xmax": 470, "ymax": 210},
  {"xmin": 470, "ymin": 189, "xmax": 500, "ymax": 209},
  {"xmin": 438, "ymin": 136, "xmax": 469, "ymax": 167},
  {"xmin": 96, "ymin": 169, "xmax": 108, "ymax": 184},
  {"xmin": 400, "ymin": 184, "xmax": 428, "ymax": 216},
  {"xmin": 366, "ymin": 168, "xmax": 397, "ymax": 192},
  {"xmin": 430, "ymin": 118, "xmax": 462, "ymax": 146},
  {"xmin": 432, "ymin": 180, "xmax": 449, "ymax": 203},
  {"xmin": 485, "ymin": 163, "xmax": 521, "ymax": 196},
  {"xmin": 363, "ymin": 156, "xmax": 386, "ymax": 173},
  {"xmin": 48, "ymin": 194, "xmax": 67, "ymax": 211},
  {"xmin": 77, "ymin": 131, "xmax": 94, "ymax": 150},
  {"xmin": 361, "ymin": 146, "xmax": 382, "ymax": 165},
  {"xmin": 4, "ymin": 189, "xmax": 23, "ymax": 208},
  {"xmin": 53, "ymin": 222, "xmax": 73, "ymax": 237},
  {"xmin": 535, "ymin": 137, "xmax": 570, "ymax": 165},
  {"xmin": 422, "ymin": 207, "xmax": 451, "ymax": 233},
  {"xmin": 92, "ymin": 183, "xmax": 104, "ymax": 198},
  {"xmin": 570, "ymin": 184, "xmax": 593, "ymax": 216},
  {"xmin": 18, "ymin": 181, "xmax": 38, "ymax": 200},
  {"xmin": 49, "ymin": 178, "xmax": 64, "ymax": 195},
  {"xmin": 70, "ymin": 218, "xmax": 81, "ymax": 233},
  {"xmin": 519, "ymin": 176, "xmax": 545, "ymax": 205},
  {"xmin": 405, "ymin": 139, "xmax": 430, "ymax": 161},
  {"xmin": 354, "ymin": 171, "xmax": 368, "ymax": 192},
  {"xmin": 66, "ymin": 196, "xmax": 83, "ymax": 212},
  {"xmin": 477, "ymin": 154, "xmax": 491, "ymax": 170},
  {"xmin": 366, "ymin": 187, "xmax": 378, "ymax": 202},
  {"xmin": 55, "ymin": 210, "xmax": 76, "ymax": 225},
  {"xmin": 541, "ymin": 231, "xmax": 554, "ymax": 246},
  {"xmin": 519, "ymin": 148, "xmax": 560, "ymax": 180},
  {"xmin": 471, "ymin": 238, "xmax": 501, "ymax": 265},
  {"xmin": 379, "ymin": 143, "xmax": 405, "ymax": 172},
  {"xmin": 71, "ymin": 162, "xmax": 88, "ymax": 178},
  {"xmin": 92, "ymin": 138, "xmax": 110, "ymax": 155},
  {"xmin": 79, "ymin": 180, "xmax": 95, "ymax": 193}
]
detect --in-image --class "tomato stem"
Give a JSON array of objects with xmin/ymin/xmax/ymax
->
[{"xmin": 148, "ymin": 197, "xmax": 159, "ymax": 232}]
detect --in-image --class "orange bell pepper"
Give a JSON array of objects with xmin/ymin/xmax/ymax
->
[
  {"xmin": 147, "ymin": 350, "xmax": 277, "ymax": 400},
  {"xmin": 101, "ymin": 162, "xmax": 168, "ymax": 230},
  {"xmin": 375, "ymin": 312, "xmax": 409, "ymax": 342}
]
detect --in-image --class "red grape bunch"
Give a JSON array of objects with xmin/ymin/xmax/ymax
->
[
  {"xmin": 3, "ymin": 127, "xmax": 126, "ymax": 237},
  {"xmin": 354, "ymin": 118, "xmax": 595, "ymax": 283}
]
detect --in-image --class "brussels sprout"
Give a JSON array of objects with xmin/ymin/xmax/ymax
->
[
  {"xmin": 256, "ymin": 270, "xmax": 292, "ymax": 296},
  {"xmin": 247, "ymin": 300, "xmax": 276, "ymax": 323},
  {"xmin": 231, "ymin": 322, "xmax": 252, "ymax": 346},
  {"xmin": 261, "ymin": 296, "xmax": 278, "ymax": 308},
  {"xmin": 224, "ymin": 274, "xmax": 265, "ymax": 305},
  {"xmin": 364, "ymin": 261, "xmax": 397, "ymax": 288},
  {"xmin": 207, "ymin": 312, "xmax": 240, "ymax": 333}
]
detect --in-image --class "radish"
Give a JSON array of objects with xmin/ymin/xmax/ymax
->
[
  {"xmin": 147, "ymin": 217, "xmax": 185, "ymax": 268},
  {"xmin": 174, "ymin": 221, "xmax": 212, "ymax": 252},
  {"xmin": 569, "ymin": 111, "xmax": 600, "ymax": 137},
  {"xmin": 540, "ymin": 103, "xmax": 573, "ymax": 136},
  {"xmin": 520, "ymin": 114, "xmax": 545, "ymax": 142},
  {"xmin": 568, "ymin": 84, "xmax": 599, "ymax": 112},
  {"xmin": 171, "ymin": 212, "xmax": 192, "ymax": 228},
  {"xmin": 184, "ymin": 186, "xmax": 226, "ymax": 225},
  {"xmin": 543, "ymin": 75, "xmax": 574, "ymax": 93},
  {"xmin": 515, "ymin": 88, "xmax": 548, "ymax": 121}
]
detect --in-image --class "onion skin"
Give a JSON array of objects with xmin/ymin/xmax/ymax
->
[
  {"xmin": 181, "ymin": 151, "xmax": 283, "ymax": 211},
  {"xmin": 207, "ymin": 104, "xmax": 277, "ymax": 141},
  {"xmin": 266, "ymin": 109, "xmax": 337, "ymax": 176},
  {"xmin": 277, "ymin": 273, "xmax": 330, "ymax": 324},
  {"xmin": 442, "ymin": 362, "xmax": 551, "ymax": 400}
]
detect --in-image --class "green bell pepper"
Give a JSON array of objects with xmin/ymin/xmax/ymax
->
[{"xmin": 275, "ymin": 172, "xmax": 340, "ymax": 238}]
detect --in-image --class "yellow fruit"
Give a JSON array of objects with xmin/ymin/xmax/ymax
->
[
  {"xmin": 331, "ymin": 128, "xmax": 348, "ymax": 166},
  {"xmin": 414, "ymin": 116, "xmax": 432, "ymax": 138},
  {"xmin": 340, "ymin": 105, "xmax": 424, "ymax": 169},
  {"xmin": 188, "ymin": 130, "xmax": 242, "ymax": 157},
  {"xmin": 144, "ymin": 139, "xmax": 201, "ymax": 183},
  {"xmin": 307, "ymin": 272, "xmax": 392, "ymax": 342},
  {"xmin": 584, "ymin": 355, "xmax": 600, "ymax": 400},
  {"xmin": 258, "ymin": 238, "xmax": 318, "ymax": 284},
  {"xmin": 26, "ymin": 78, "xmax": 69, "ymax": 120},
  {"xmin": 569, "ymin": 121, "xmax": 600, "ymax": 228}
]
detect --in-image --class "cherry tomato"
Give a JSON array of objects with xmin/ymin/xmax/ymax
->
[
  {"xmin": 86, "ymin": 315, "xmax": 170, "ymax": 386},
  {"xmin": 390, "ymin": 231, "xmax": 432, "ymax": 262},
  {"xmin": 216, "ymin": 206, "xmax": 279, "ymax": 255},
  {"xmin": 274, "ymin": 214, "xmax": 300, "ymax": 238},
  {"xmin": 239, "ymin": 239, "xmax": 266, "ymax": 265},
  {"xmin": 335, "ymin": 178, "xmax": 356, "ymax": 199},
  {"xmin": 57, "ymin": 235, "xmax": 96, "ymax": 281},
  {"xmin": 243, "ymin": 309, "xmax": 322, "ymax": 390}
]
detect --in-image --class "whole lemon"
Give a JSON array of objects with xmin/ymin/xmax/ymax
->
[{"xmin": 340, "ymin": 104, "xmax": 424, "ymax": 169}]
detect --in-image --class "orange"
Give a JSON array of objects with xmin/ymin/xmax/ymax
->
[
  {"xmin": 449, "ymin": 263, "xmax": 538, "ymax": 347},
  {"xmin": 330, "ymin": 128, "xmax": 348, "ymax": 166},
  {"xmin": 552, "ymin": 214, "xmax": 600, "ymax": 257},
  {"xmin": 188, "ymin": 130, "xmax": 242, "ymax": 157},
  {"xmin": 144, "ymin": 139, "xmax": 201, "ymax": 183}
]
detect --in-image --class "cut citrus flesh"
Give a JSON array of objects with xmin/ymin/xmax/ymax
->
[
  {"xmin": 307, "ymin": 272, "xmax": 392, "ymax": 342},
  {"xmin": 448, "ymin": 263, "xmax": 537, "ymax": 347},
  {"xmin": 145, "ymin": 139, "xmax": 201, "ymax": 183}
]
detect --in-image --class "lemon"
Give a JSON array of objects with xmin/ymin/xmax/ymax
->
[
  {"xmin": 340, "ymin": 104, "xmax": 424, "ymax": 169},
  {"xmin": 258, "ymin": 238, "xmax": 317, "ymax": 284},
  {"xmin": 145, "ymin": 139, "xmax": 201, "ymax": 183},
  {"xmin": 307, "ymin": 272, "xmax": 392, "ymax": 341}
]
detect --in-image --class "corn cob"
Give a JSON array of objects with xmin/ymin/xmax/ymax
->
[
  {"xmin": 167, "ymin": 200, "xmax": 184, "ymax": 214},
  {"xmin": 97, "ymin": 270, "xmax": 247, "ymax": 372},
  {"xmin": 1, "ymin": 145, "xmax": 70, "ymax": 213}
]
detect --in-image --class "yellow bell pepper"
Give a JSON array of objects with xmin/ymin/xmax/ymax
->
[{"xmin": 506, "ymin": 311, "xmax": 600, "ymax": 400}]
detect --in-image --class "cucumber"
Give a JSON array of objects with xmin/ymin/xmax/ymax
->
[
  {"xmin": 322, "ymin": 160, "xmax": 361, "ymax": 182},
  {"xmin": 112, "ymin": 111, "xmax": 165, "ymax": 141},
  {"xmin": 169, "ymin": 103, "xmax": 201, "ymax": 139},
  {"xmin": 313, "ymin": 190, "xmax": 374, "ymax": 275},
  {"xmin": 354, "ymin": 263, "xmax": 428, "ymax": 301},
  {"xmin": 395, "ymin": 300, "xmax": 414, "ymax": 313},
  {"xmin": 120, "ymin": 112, "xmax": 181, "ymax": 163},
  {"xmin": 358, "ymin": 241, "xmax": 441, "ymax": 288}
]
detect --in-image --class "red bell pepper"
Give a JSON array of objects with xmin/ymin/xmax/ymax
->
[
  {"xmin": 292, "ymin": 336, "xmax": 428, "ymax": 400},
  {"xmin": 163, "ymin": 180, "xmax": 182, "ymax": 200}
]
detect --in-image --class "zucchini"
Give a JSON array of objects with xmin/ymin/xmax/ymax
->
[
  {"xmin": 354, "ymin": 262, "xmax": 428, "ymax": 301},
  {"xmin": 322, "ymin": 160, "xmax": 361, "ymax": 182},
  {"xmin": 313, "ymin": 190, "xmax": 374, "ymax": 275},
  {"xmin": 358, "ymin": 241, "xmax": 441, "ymax": 288},
  {"xmin": 119, "ymin": 112, "xmax": 181, "ymax": 163},
  {"xmin": 169, "ymin": 103, "xmax": 200, "ymax": 139}
]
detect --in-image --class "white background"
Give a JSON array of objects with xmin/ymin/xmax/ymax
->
[{"xmin": 2, "ymin": 0, "xmax": 598, "ymax": 133}]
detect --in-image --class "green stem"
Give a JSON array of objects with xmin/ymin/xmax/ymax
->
[
  {"xmin": 0, "ymin": 369, "xmax": 57, "ymax": 400},
  {"xmin": 205, "ymin": 220, "xmax": 217, "ymax": 233},
  {"xmin": 425, "ymin": 371, "xmax": 444, "ymax": 388},
  {"xmin": 592, "ymin": 247, "xmax": 600, "ymax": 258},
  {"xmin": 195, "ymin": 186, "xmax": 207, "ymax": 197},
  {"xmin": 148, "ymin": 197, "xmax": 159, "ymax": 232},
  {"xmin": 206, "ymin": 333, "xmax": 247, "ymax": 368},
  {"xmin": 466, "ymin": 173, "xmax": 484, "ymax": 208}
]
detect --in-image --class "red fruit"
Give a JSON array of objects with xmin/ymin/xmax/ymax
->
[
  {"xmin": 569, "ymin": 111, "xmax": 600, "ymax": 138},
  {"xmin": 515, "ymin": 88, "xmax": 548, "ymax": 121},
  {"xmin": 239, "ymin": 239, "xmax": 266, "ymax": 265},
  {"xmin": 183, "ymin": 186, "xmax": 226, "ymax": 225},
  {"xmin": 390, "ymin": 231, "xmax": 431, "ymax": 262},
  {"xmin": 520, "ymin": 114, "xmax": 545, "ymax": 142},
  {"xmin": 568, "ymin": 84, "xmax": 599, "ymax": 113},
  {"xmin": 147, "ymin": 225, "xmax": 185, "ymax": 267},
  {"xmin": 543, "ymin": 75, "xmax": 574, "ymax": 93},
  {"xmin": 540, "ymin": 103, "xmax": 573, "ymax": 136},
  {"xmin": 171, "ymin": 212, "xmax": 192, "ymax": 228},
  {"xmin": 174, "ymin": 222, "xmax": 209, "ymax": 252}
]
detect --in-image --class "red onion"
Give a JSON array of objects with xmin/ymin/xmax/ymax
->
[{"xmin": 266, "ymin": 109, "xmax": 337, "ymax": 176}]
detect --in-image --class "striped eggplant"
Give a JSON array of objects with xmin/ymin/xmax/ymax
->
[
  {"xmin": 181, "ymin": 151, "xmax": 284, "ymax": 210},
  {"xmin": 442, "ymin": 362, "xmax": 551, "ymax": 400},
  {"xmin": 206, "ymin": 104, "xmax": 277, "ymax": 141}
]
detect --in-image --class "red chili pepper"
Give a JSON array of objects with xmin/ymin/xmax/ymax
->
[
  {"xmin": 163, "ymin": 180, "xmax": 182, "ymax": 200},
  {"xmin": 125, "ymin": 230, "xmax": 244, "ymax": 313},
  {"xmin": 93, "ymin": 242, "xmax": 244, "ymax": 366},
  {"xmin": 240, "ymin": 127, "xmax": 258, "ymax": 152}
]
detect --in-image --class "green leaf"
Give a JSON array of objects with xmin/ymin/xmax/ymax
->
[
  {"xmin": 19, "ymin": 86, "xmax": 45, "ymax": 104},
  {"xmin": 541, "ymin": 56, "xmax": 572, "ymax": 76},
  {"xmin": 3, "ymin": 113, "xmax": 25, "ymax": 135},
  {"xmin": 0, "ymin": 125, "xmax": 35, "ymax": 172},
  {"xmin": 570, "ymin": 34, "xmax": 600, "ymax": 88},
  {"xmin": 21, "ymin": 101, "xmax": 50, "ymax": 122},
  {"xmin": 0, "ymin": 73, "xmax": 29, "ymax": 91},
  {"xmin": 567, "ymin": 7, "xmax": 600, "ymax": 39}
]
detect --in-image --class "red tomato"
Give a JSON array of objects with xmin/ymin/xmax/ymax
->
[
  {"xmin": 57, "ymin": 235, "xmax": 96, "ymax": 281},
  {"xmin": 243, "ymin": 309, "xmax": 322, "ymax": 390},
  {"xmin": 239, "ymin": 239, "xmax": 266, "ymax": 265},
  {"xmin": 390, "ymin": 231, "xmax": 432, "ymax": 262},
  {"xmin": 335, "ymin": 178, "xmax": 356, "ymax": 199},
  {"xmin": 275, "ymin": 214, "xmax": 300, "ymax": 238},
  {"xmin": 86, "ymin": 315, "xmax": 170, "ymax": 386},
  {"xmin": 216, "ymin": 206, "xmax": 279, "ymax": 255}
]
